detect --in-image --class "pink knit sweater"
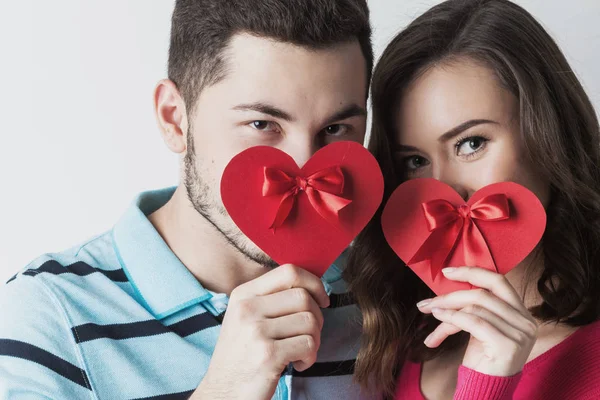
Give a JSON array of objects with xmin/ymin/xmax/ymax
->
[{"xmin": 395, "ymin": 320, "xmax": 600, "ymax": 400}]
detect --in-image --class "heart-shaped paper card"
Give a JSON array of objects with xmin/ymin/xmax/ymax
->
[
  {"xmin": 382, "ymin": 178, "xmax": 546, "ymax": 295},
  {"xmin": 221, "ymin": 141, "xmax": 384, "ymax": 277}
]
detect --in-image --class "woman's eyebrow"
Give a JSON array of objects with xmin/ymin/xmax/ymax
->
[{"xmin": 438, "ymin": 119, "xmax": 498, "ymax": 143}]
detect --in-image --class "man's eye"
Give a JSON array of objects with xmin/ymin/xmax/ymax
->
[
  {"xmin": 252, "ymin": 121, "xmax": 268, "ymax": 130},
  {"xmin": 250, "ymin": 121, "xmax": 275, "ymax": 131},
  {"xmin": 249, "ymin": 121, "xmax": 282, "ymax": 133},
  {"xmin": 323, "ymin": 124, "xmax": 347, "ymax": 136}
]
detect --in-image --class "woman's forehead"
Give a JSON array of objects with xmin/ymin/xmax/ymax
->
[{"xmin": 395, "ymin": 61, "xmax": 517, "ymax": 142}]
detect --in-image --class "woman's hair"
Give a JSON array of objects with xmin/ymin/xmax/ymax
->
[{"xmin": 344, "ymin": 0, "xmax": 600, "ymax": 397}]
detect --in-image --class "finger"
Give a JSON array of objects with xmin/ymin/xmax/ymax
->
[
  {"xmin": 259, "ymin": 291, "xmax": 324, "ymax": 328},
  {"xmin": 265, "ymin": 312, "xmax": 323, "ymax": 342},
  {"xmin": 274, "ymin": 335, "xmax": 319, "ymax": 372},
  {"xmin": 233, "ymin": 264, "xmax": 330, "ymax": 308},
  {"xmin": 430, "ymin": 307, "xmax": 509, "ymax": 346},
  {"xmin": 418, "ymin": 290, "xmax": 537, "ymax": 334},
  {"xmin": 441, "ymin": 267, "xmax": 529, "ymax": 315},
  {"xmin": 424, "ymin": 322, "xmax": 461, "ymax": 348},
  {"xmin": 265, "ymin": 296, "xmax": 324, "ymax": 336},
  {"xmin": 432, "ymin": 305, "xmax": 533, "ymax": 344}
]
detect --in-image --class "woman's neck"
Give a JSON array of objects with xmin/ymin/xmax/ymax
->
[
  {"xmin": 484, "ymin": 248, "xmax": 579, "ymax": 362},
  {"xmin": 504, "ymin": 248, "xmax": 544, "ymax": 310}
]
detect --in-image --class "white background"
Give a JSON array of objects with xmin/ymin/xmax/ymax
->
[{"xmin": 0, "ymin": 1, "xmax": 598, "ymax": 282}]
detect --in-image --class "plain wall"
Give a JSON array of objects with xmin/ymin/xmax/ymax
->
[{"xmin": 0, "ymin": 0, "xmax": 598, "ymax": 281}]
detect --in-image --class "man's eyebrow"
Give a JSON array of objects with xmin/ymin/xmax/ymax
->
[
  {"xmin": 324, "ymin": 104, "xmax": 367, "ymax": 126},
  {"xmin": 232, "ymin": 103, "xmax": 294, "ymax": 121}
]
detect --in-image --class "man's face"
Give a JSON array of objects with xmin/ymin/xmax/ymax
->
[{"xmin": 184, "ymin": 34, "xmax": 368, "ymax": 268}]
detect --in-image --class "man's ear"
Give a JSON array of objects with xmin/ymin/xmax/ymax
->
[{"xmin": 154, "ymin": 79, "xmax": 189, "ymax": 154}]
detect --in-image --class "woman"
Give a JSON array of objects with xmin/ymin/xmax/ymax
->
[{"xmin": 345, "ymin": 0, "xmax": 600, "ymax": 399}]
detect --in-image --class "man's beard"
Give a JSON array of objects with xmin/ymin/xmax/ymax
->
[{"xmin": 183, "ymin": 132, "xmax": 278, "ymax": 269}]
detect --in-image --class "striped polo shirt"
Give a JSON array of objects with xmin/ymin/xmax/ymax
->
[{"xmin": 0, "ymin": 188, "xmax": 373, "ymax": 399}]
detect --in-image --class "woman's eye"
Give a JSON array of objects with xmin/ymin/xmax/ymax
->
[
  {"xmin": 404, "ymin": 155, "xmax": 430, "ymax": 170},
  {"xmin": 250, "ymin": 120, "xmax": 279, "ymax": 132},
  {"xmin": 456, "ymin": 136, "xmax": 488, "ymax": 156}
]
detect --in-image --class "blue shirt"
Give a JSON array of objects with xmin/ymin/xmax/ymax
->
[{"xmin": 0, "ymin": 188, "xmax": 372, "ymax": 399}]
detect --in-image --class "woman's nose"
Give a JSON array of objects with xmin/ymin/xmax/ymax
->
[{"xmin": 432, "ymin": 164, "xmax": 471, "ymax": 201}]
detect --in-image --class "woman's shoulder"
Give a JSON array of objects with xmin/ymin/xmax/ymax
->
[
  {"xmin": 551, "ymin": 319, "xmax": 600, "ymax": 358},
  {"xmin": 519, "ymin": 320, "xmax": 600, "ymax": 398},
  {"xmin": 561, "ymin": 320, "xmax": 600, "ymax": 368},
  {"xmin": 527, "ymin": 320, "xmax": 600, "ymax": 369}
]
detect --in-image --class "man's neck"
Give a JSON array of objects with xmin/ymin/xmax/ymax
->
[{"xmin": 148, "ymin": 186, "xmax": 268, "ymax": 296}]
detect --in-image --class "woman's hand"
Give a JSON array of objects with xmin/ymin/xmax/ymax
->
[{"xmin": 417, "ymin": 266, "xmax": 538, "ymax": 377}]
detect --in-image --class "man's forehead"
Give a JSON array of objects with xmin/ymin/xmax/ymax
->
[
  {"xmin": 192, "ymin": 33, "xmax": 368, "ymax": 118},
  {"xmin": 223, "ymin": 34, "xmax": 366, "ymax": 84},
  {"xmin": 223, "ymin": 35, "xmax": 364, "ymax": 90}
]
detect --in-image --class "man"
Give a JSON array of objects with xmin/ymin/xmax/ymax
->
[{"xmin": 0, "ymin": 0, "xmax": 373, "ymax": 398}]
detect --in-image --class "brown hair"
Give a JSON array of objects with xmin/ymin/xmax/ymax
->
[
  {"xmin": 168, "ymin": 0, "xmax": 373, "ymax": 111},
  {"xmin": 344, "ymin": 0, "xmax": 600, "ymax": 397}
]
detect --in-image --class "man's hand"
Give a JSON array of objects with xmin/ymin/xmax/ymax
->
[{"xmin": 191, "ymin": 264, "xmax": 330, "ymax": 400}]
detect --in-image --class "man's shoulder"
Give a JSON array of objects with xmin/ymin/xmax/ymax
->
[
  {"xmin": 0, "ymin": 244, "xmax": 109, "ymax": 397},
  {"xmin": 5, "ymin": 229, "xmax": 124, "ymax": 287},
  {"xmin": 1, "ymin": 229, "xmax": 132, "ymax": 331},
  {"xmin": 0, "ymin": 228, "xmax": 134, "ymax": 353}
]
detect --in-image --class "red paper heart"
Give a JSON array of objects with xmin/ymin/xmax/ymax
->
[
  {"xmin": 382, "ymin": 178, "xmax": 546, "ymax": 295},
  {"xmin": 221, "ymin": 141, "xmax": 384, "ymax": 277}
]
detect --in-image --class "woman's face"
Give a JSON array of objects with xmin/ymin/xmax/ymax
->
[{"xmin": 393, "ymin": 59, "xmax": 550, "ymax": 206}]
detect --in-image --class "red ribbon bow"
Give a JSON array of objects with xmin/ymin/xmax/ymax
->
[
  {"xmin": 409, "ymin": 194, "xmax": 511, "ymax": 280},
  {"xmin": 262, "ymin": 166, "xmax": 352, "ymax": 229}
]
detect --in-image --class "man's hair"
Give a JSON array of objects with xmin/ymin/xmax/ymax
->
[{"xmin": 168, "ymin": 0, "xmax": 372, "ymax": 112}]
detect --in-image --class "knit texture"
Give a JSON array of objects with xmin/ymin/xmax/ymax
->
[{"xmin": 395, "ymin": 320, "xmax": 600, "ymax": 400}]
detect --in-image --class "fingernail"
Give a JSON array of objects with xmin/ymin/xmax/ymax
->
[
  {"xmin": 424, "ymin": 333, "xmax": 434, "ymax": 347},
  {"xmin": 431, "ymin": 307, "xmax": 444, "ymax": 314},
  {"xmin": 417, "ymin": 299, "xmax": 432, "ymax": 308},
  {"xmin": 442, "ymin": 267, "xmax": 456, "ymax": 274}
]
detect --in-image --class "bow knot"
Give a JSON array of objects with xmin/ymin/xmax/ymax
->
[
  {"xmin": 458, "ymin": 204, "xmax": 471, "ymax": 218},
  {"xmin": 262, "ymin": 166, "xmax": 352, "ymax": 230},
  {"xmin": 295, "ymin": 176, "xmax": 309, "ymax": 192},
  {"xmin": 409, "ymin": 193, "xmax": 510, "ymax": 280}
]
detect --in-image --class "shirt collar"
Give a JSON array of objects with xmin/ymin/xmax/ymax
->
[
  {"xmin": 112, "ymin": 187, "xmax": 344, "ymax": 319},
  {"xmin": 112, "ymin": 187, "xmax": 211, "ymax": 320}
]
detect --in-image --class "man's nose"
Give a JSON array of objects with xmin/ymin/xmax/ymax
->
[{"xmin": 281, "ymin": 136, "xmax": 319, "ymax": 168}]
